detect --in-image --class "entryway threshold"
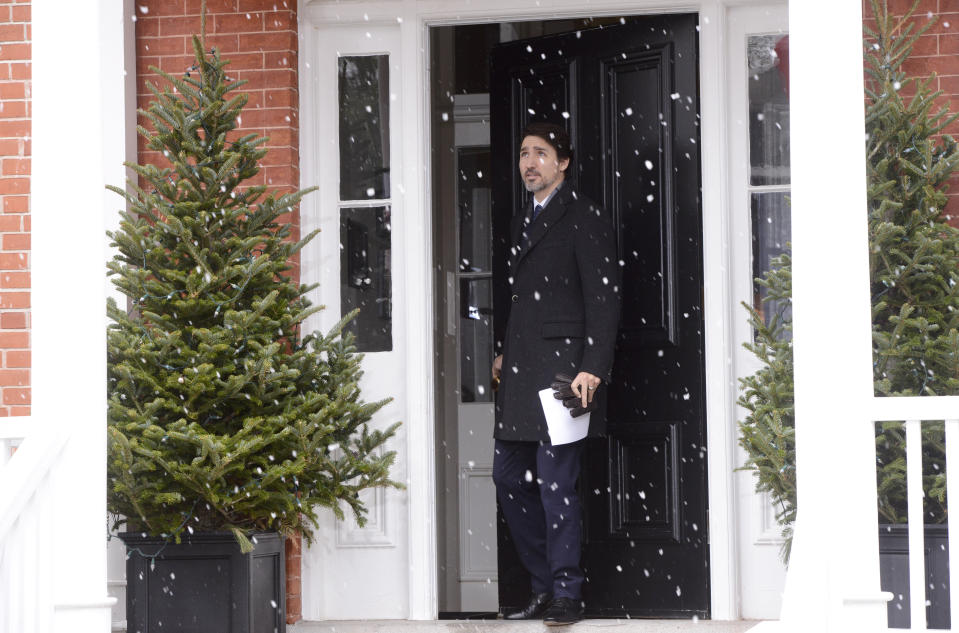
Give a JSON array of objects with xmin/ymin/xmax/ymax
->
[{"xmin": 289, "ymin": 620, "xmax": 764, "ymax": 633}]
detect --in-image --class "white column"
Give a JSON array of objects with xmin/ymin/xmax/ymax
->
[
  {"xmin": 33, "ymin": 0, "xmax": 124, "ymax": 630},
  {"xmin": 783, "ymin": 1, "xmax": 888, "ymax": 631}
]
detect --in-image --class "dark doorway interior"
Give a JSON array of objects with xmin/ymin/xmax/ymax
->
[{"xmin": 430, "ymin": 14, "xmax": 707, "ymax": 619}]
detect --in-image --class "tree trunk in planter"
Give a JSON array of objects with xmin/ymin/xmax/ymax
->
[
  {"xmin": 879, "ymin": 525, "xmax": 949, "ymax": 629},
  {"xmin": 120, "ymin": 532, "xmax": 286, "ymax": 633}
]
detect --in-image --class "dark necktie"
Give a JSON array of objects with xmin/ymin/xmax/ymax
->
[{"xmin": 532, "ymin": 203, "xmax": 544, "ymax": 221}]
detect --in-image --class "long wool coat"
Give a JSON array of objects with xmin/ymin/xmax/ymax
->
[{"xmin": 494, "ymin": 184, "xmax": 622, "ymax": 442}]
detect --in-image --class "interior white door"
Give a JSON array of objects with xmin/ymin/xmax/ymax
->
[{"xmin": 453, "ymin": 107, "xmax": 498, "ymax": 611}]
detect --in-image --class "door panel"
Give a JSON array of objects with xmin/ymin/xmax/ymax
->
[
  {"xmin": 506, "ymin": 61, "xmax": 579, "ymax": 237},
  {"xmin": 603, "ymin": 49, "xmax": 677, "ymax": 345},
  {"xmin": 607, "ymin": 420, "xmax": 681, "ymax": 542},
  {"xmin": 491, "ymin": 14, "xmax": 707, "ymax": 618}
]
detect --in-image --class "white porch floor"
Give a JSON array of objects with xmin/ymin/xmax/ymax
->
[{"xmin": 289, "ymin": 620, "xmax": 763, "ymax": 632}]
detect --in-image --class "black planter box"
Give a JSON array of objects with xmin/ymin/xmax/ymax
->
[
  {"xmin": 879, "ymin": 524, "xmax": 949, "ymax": 630},
  {"xmin": 120, "ymin": 531, "xmax": 286, "ymax": 633}
]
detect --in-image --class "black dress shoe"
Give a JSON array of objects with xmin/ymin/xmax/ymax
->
[
  {"xmin": 543, "ymin": 597, "xmax": 584, "ymax": 626},
  {"xmin": 504, "ymin": 592, "xmax": 552, "ymax": 620}
]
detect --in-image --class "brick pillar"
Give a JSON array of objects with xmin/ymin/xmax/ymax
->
[
  {"xmin": 0, "ymin": 1, "xmax": 31, "ymax": 417},
  {"xmin": 134, "ymin": 0, "xmax": 302, "ymax": 623},
  {"xmin": 285, "ymin": 532, "xmax": 303, "ymax": 622}
]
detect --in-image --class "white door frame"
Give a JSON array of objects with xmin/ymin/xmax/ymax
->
[{"xmin": 299, "ymin": 0, "xmax": 786, "ymax": 620}]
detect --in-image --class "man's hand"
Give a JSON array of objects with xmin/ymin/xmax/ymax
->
[
  {"xmin": 492, "ymin": 354, "xmax": 503, "ymax": 380},
  {"xmin": 570, "ymin": 371, "xmax": 601, "ymax": 409}
]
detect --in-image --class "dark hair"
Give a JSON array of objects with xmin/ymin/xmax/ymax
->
[{"xmin": 521, "ymin": 121, "xmax": 573, "ymax": 164}]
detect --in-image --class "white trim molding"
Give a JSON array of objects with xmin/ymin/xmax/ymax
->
[{"xmin": 404, "ymin": 14, "xmax": 438, "ymax": 620}]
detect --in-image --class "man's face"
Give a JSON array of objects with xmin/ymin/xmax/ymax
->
[{"xmin": 519, "ymin": 135, "xmax": 569, "ymax": 194}]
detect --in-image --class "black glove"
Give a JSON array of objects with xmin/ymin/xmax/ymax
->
[{"xmin": 550, "ymin": 373, "xmax": 594, "ymax": 418}]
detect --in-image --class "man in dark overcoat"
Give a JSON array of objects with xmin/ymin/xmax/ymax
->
[{"xmin": 492, "ymin": 122, "xmax": 621, "ymax": 625}]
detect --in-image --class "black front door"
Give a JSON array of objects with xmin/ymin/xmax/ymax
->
[{"xmin": 491, "ymin": 14, "xmax": 708, "ymax": 618}]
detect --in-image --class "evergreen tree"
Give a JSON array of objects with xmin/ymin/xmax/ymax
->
[
  {"xmin": 106, "ymin": 37, "xmax": 401, "ymax": 551},
  {"xmin": 738, "ymin": 0, "xmax": 959, "ymax": 560},
  {"xmin": 866, "ymin": 0, "xmax": 959, "ymax": 523}
]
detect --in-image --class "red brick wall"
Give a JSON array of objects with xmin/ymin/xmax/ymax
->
[
  {"xmin": 134, "ymin": 0, "xmax": 301, "ymax": 277},
  {"xmin": 134, "ymin": 0, "xmax": 302, "ymax": 623},
  {"xmin": 0, "ymin": 0, "xmax": 30, "ymax": 417},
  {"xmin": 863, "ymin": 0, "xmax": 959, "ymax": 222}
]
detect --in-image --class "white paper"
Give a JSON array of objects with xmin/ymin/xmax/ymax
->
[{"xmin": 538, "ymin": 388, "xmax": 590, "ymax": 446}]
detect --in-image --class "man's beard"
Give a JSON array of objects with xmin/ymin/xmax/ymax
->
[{"xmin": 523, "ymin": 171, "xmax": 555, "ymax": 193}]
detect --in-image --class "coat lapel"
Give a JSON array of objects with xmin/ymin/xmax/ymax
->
[
  {"xmin": 507, "ymin": 212, "xmax": 525, "ymax": 279},
  {"xmin": 512, "ymin": 185, "xmax": 572, "ymax": 272}
]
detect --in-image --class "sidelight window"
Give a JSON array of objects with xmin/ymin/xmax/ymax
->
[
  {"xmin": 746, "ymin": 34, "xmax": 791, "ymax": 328},
  {"xmin": 338, "ymin": 54, "xmax": 392, "ymax": 352}
]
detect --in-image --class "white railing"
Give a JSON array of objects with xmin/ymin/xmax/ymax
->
[
  {"xmin": 757, "ymin": 396, "xmax": 959, "ymax": 633},
  {"xmin": 870, "ymin": 396, "xmax": 959, "ymax": 631},
  {"xmin": 0, "ymin": 418, "xmax": 69, "ymax": 633}
]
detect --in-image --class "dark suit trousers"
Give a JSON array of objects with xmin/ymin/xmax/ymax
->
[{"xmin": 492, "ymin": 438, "xmax": 585, "ymax": 599}]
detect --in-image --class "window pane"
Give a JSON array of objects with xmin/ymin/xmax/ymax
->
[
  {"xmin": 460, "ymin": 277, "xmax": 493, "ymax": 403},
  {"xmin": 340, "ymin": 206, "xmax": 392, "ymax": 352},
  {"xmin": 458, "ymin": 148, "xmax": 492, "ymax": 273},
  {"xmin": 339, "ymin": 55, "xmax": 390, "ymax": 200},
  {"xmin": 747, "ymin": 35, "xmax": 790, "ymax": 186},
  {"xmin": 751, "ymin": 191, "xmax": 791, "ymax": 325}
]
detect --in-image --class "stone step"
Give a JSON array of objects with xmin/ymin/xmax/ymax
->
[{"xmin": 289, "ymin": 619, "xmax": 763, "ymax": 633}]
